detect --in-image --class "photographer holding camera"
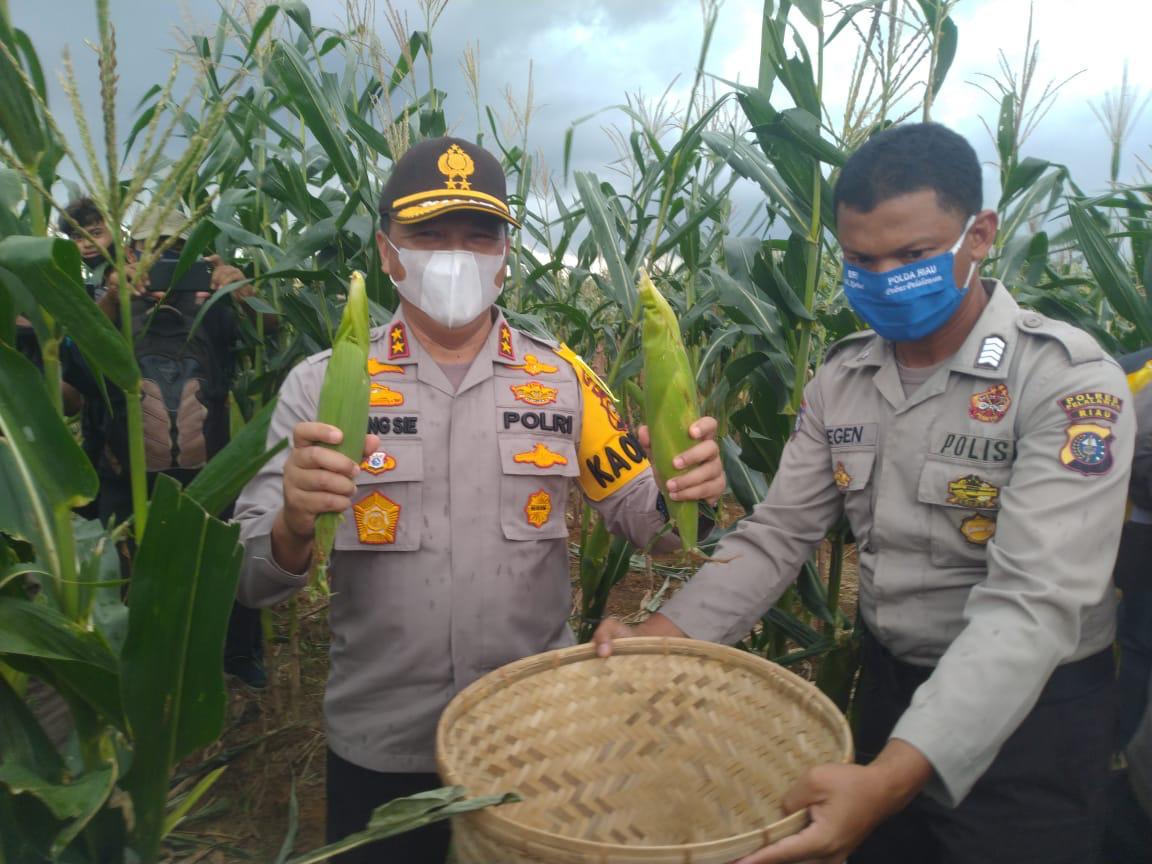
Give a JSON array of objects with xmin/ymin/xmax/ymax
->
[{"xmin": 98, "ymin": 209, "xmax": 267, "ymax": 688}]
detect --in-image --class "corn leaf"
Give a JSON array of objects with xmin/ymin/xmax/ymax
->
[
  {"xmin": 121, "ymin": 475, "xmax": 243, "ymax": 861},
  {"xmin": 184, "ymin": 397, "xmax": 287, "ymax": 518},
  {"xmin": 0, "ymin": 236, "xmax": 138, "ymax": 391},
  {"xmin": 1068, "ymin": 203, "xmax": 1152, "ymax": 343}
]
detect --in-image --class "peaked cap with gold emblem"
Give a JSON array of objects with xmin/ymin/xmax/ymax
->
[{"xmin": 379, "ymin": 136, "xmax": 521, "ymax": 228}]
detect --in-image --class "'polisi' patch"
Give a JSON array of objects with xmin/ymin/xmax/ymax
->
[
  {"xmin": 936, "ymin": 432, "xmax": 1015, "ymax": 464},
  {"xmin": 353, "ymin": 491, "xmax": 400, "ymax": 544},
  {"xmin": 975, "ymin": 335, "xmax": 1006, "ymax": 370},
  {"xmin": 524, "ymin": 489, "xmax": 552, "ymax": 527}
]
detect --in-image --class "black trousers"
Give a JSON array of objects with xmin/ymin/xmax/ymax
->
[
  {"xmin": 850, "ymin": 632, "xmax": 1114, "ymax": 864},
  {"xmin": 326, "ymin": 749, "xmax": 451, "ymax": 864}
]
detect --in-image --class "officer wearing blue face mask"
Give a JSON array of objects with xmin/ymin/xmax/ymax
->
[{"xmin": 595, "ymin": 123, "xmax": 1133, "ymax": 864}]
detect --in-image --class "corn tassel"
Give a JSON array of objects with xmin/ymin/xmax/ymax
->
[
  {"xmin": 638, "ymin": 269, "xmax": 700, "ymax": 553},
  {"xmin": 309, "ymin": 271, "xmax": 371, "ymax": 589}
]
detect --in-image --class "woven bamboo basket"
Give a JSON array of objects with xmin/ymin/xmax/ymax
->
[{"xmin": 436, "ymin": 637, "xmax": 853, "ymax": 864}]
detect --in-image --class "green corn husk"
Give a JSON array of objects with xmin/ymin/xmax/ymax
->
[
  {"xmin": 638, "ymin": 268, "xmax": 700, "ymax": 553},
  {"xmin": 309, "ymin": 270, "xmax": 371, "ymax": 589}
]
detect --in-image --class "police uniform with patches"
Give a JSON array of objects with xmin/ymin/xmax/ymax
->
[
  {"xmin": 235, "ymin": 309, "xmax": 674, "ymax": 773},
  {"xmin": 661, "ymin": 281, "xmax": 1134, "ymax": 814}
]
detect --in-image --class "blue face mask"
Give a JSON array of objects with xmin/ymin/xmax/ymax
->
[{"xmin": 842, "ymin": 216, "xmax": 976, "ymax": 342}]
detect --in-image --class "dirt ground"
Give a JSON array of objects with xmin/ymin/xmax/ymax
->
[{"xmin": 171, "ymin": 499, "xmax": 857, "ymax": 862}]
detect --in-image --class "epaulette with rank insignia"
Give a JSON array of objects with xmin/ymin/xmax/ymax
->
[{"xmin": 1016, "ymin": 312, "xmax": 1106, "ymax": 366}]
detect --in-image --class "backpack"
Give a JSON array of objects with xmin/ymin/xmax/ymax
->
[{"xmin": 107, "ymin": 294, "xmax": 230, "ymax": 474}]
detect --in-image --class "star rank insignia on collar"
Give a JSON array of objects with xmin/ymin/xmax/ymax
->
[
  {"xmin": 975, "ymin": 335, "xmax": 1006, "ymax": 370},
  {"xmin": 509, "ymin": 353, "xmax": 559, "ymax": 375},
  {"xmin": 498, "ymin": 322, "xmax": 516, "ymax": 360},
  {"xmin": 368, "ymin": 358, "xmax": 405, "ymax": 376},
  {"xmin": 524, "ymin": 489, "xmax": 552, "ymax": 527},
  {"xmin": 510, "ymin": 381, "xmax": 558, "ymax": 406},
  {"xmin": 513, "ymin": 443, "xmax": 569, "ymax": 469},
  {"xmin": 353, "ymin": 491, "xmax": 401, "ymax": 544},
  {"xmin": 388, "ymin": 323, "xmax": 410, "ymax": 359}
]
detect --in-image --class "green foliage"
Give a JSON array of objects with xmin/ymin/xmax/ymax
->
[{"xmin": 1, "ymin": 1, "xmax": 1149, "ymax": 858}]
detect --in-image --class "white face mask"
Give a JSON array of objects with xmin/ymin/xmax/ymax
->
[{"xmin": 386, "ymin": 237, "xmax": 506, "ymax": 329}]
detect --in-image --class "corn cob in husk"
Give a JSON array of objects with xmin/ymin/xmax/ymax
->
[
  {"xmin": 309, "ymin": 271, "xmax": 371, "ymax": 588},
  {"xmin": 638, "ymin": 269, "xmax": 700, "ymax": 553}
]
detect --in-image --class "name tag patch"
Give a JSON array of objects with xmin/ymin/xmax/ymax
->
[
  {"xmin": 937, "ymin": 433, "xmax": 1015, "ymax": 464},
  {"xmin": 825, "ymin": 423, "xmax": 878, "ymax": 448}
]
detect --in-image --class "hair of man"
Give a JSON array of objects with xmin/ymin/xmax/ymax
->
[{"xmin": 834, "ymin": 122, "xmax": 982, "ymax": 219}]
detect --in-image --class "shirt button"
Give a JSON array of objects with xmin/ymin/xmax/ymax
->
[{"xmin": 1023, "ymin": 315, "xmax": 1042, "ymax": 328}]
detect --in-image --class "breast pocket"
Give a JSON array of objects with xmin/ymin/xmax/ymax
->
[
  {"xmin": 334, "ymin": 440, "xmax": 423, "ymax": 552},
  {"xmin": 917, "ymin": 457, "xmax": 1010, "ymax": 567},
  {"xmin": 830, "ymin": 449, "xmax": 877, "ymax": 549},
  {"xmin": 498, "ymin": 435, "xmax": 579, "ymax": 541}
]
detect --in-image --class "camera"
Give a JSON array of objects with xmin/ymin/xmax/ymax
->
[{"xmin": 147, "ymin": 258, "xmax": 213, "ymax": 294}]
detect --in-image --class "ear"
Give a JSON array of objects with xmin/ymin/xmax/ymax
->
[{"xmin": 968, "ymin": 209, "xmax": 998, "ymax": 261}]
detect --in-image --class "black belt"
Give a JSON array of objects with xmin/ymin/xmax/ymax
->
[{"xmin": 860, "ymin": 628, "xmax": 1114, "ymax": 705}]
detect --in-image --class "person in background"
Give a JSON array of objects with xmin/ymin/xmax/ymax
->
[
  {"xmin": 596, "ymin": 122, "xmax": 1133, "ymax": 864},
  {"xmin": 100, "ymin": 209, "xmax": 267, "ymax": 689}
]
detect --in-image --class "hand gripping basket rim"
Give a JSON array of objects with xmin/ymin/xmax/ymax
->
[{"xmin": 436, "ymin": 637, "xmax": 854, "ymax": 861}]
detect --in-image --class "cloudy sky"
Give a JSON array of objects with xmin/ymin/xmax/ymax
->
[{"xmin": 9, "ymin": 0, "xmax": 1151, "ymax": 226}]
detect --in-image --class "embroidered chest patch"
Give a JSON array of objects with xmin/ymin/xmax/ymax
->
[
  {"xmin": 361, "ymin": 451, "xmax": 397, "ymax": 475},
  {"xmin": 960, "ymin": 513, "xmax": 996, "ymax": 545},
  {"xmin": 524, "ymin": 489, "xmax": 552, "ymax": 527},
  {"xmin": 370, "ymin": 383, "xmax": 404, "ymax": 407},
  {"xmin": 513, "ymin": 443, "xmax": 569, "ymax": 469},
  {"xmin": 368, "ymin": 358, "xmax": 404, "ymax": 376},
  {"xmin": 969, "ymin": 383, "xmax": 1011, "ymax": 423},
  {"xmin": 510, "ymin": 381, "xmax": 558, "ymax": 406},
  {"xmin": 510, "ymin": 354, "xmax": 559, "ymax": 375},
  {"xmin": 833, "ymin": 461, "xmax": 852, "ymax": 491},
  {"xmin": 353, "ymin": 491, "xmax": 400, "ymax": 544},
  {"xmin": 946, "ymin": 474, "xmax": 1000, "ymax": 509}
]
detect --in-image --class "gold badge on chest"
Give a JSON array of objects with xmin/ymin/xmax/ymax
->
[
  {"xmin": 524, "ymin": 489, "xmax": 552, "ymax": 527},
  {"xmin": 353, "ymin": 491, "xmax": 401, "ymax": 544}
]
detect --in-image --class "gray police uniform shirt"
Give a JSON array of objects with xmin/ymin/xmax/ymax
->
[
  {"xmin": 661, "ymin": 281, "xmax": 1134, "ymax": 807},
  {"xmin": 235, "ymin": 309, "xmax": 674, "ymax": 773}
]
